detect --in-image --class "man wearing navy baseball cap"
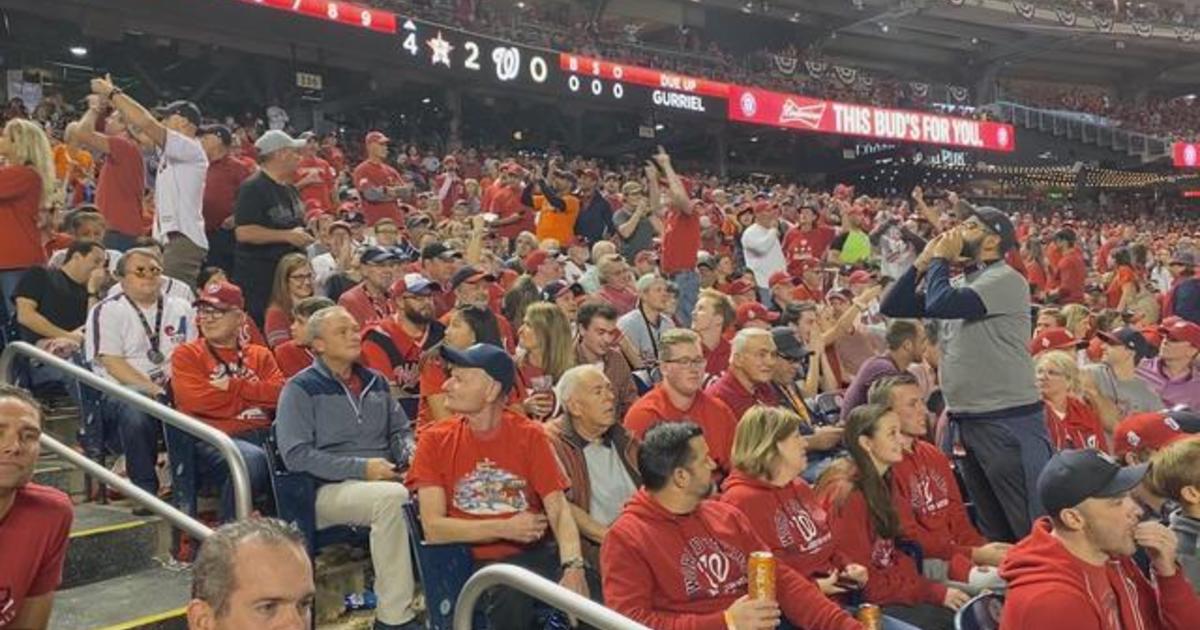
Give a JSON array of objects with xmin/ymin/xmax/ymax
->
[
  {"xmin": 882, "ymin": 197, "xmax": 1048, "ymax": 543},
  {"xmin": 406, "ymin": 342, "xmax": 596, "ymax": 626},
  {"xmin": 999, "ymin": 448, "xmax": 1200, "ymax": 629}
]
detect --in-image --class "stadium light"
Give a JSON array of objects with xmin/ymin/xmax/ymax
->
[{"xmin": 69, "ymin": 46, "xmax": 88, "ymax": 57}]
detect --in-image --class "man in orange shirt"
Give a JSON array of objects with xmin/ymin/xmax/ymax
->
[
  {"xmin": 170, "ymin": 282, "xmax": 283, "ymax": 520},
  {"xmin": 522, "ymin": 166, "xmax": 579, "ymax": 246}
]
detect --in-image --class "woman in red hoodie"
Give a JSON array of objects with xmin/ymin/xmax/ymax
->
[
  {"xmin": 1036, "ymin": 350, "xmax": 1108, "ymax": 451},
  {"xmin": 816, "ymin": 404, "xmax": 968, "ymax": 630},
  {"xmin": 721, "ymin": 406, "xmax": 926, "ymax": 630},
  {"xmin": 0, "ymin": 118, "xmax": 58, "ymax": 320}
]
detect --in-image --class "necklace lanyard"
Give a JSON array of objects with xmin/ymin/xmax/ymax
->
[
  {"xmin": 125, "ymin": 294, "xmax": 165, "ymax": 363},
  {"xmin": 639, "ymin": 304, "xmax": 660, "ymax": 361},
  {"xmin": 204, "ymin": 341, "xmax": 244, "ymax": 378}
]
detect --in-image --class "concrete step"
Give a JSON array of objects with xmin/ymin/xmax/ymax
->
[
  {"xmin": 63, "ymin": 503, "xmax": 170, "ymax": 589},
  {"xmin": 50, "ymin": 563, "xmax": 190, "ymax": 630},
  {"xmin": 42, "ymin": 406, "xmax": 81, "ymax": 446},
  {"xmin": 34, "ymin": 455, "xmax": 87, "ymax": 501}
]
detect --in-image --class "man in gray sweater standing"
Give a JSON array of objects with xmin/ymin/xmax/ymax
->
[{"xmin": 275, "ymin": 305, "xmax": 421, "ymax": 630}]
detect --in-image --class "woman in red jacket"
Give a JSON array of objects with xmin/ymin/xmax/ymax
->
[
  {"xmin": 816, "ymin": 404, "xmax": 968, "ymax": 630},
  {"xmin": 1036, "ymin": 350, "xmax": 1108, "ymax": 451},
  {"xmin": 721, "ymin": 406, "xmax": 925, "ymax": 630},
  {"xmin": 0, "ymin": 118, "xmax": 58, "ymax": 322}
]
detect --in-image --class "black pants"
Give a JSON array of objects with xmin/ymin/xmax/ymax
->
[
  {"xmin": 232, "ymin": 257, "xmax": 278, "ymax": 329},
  {"xmin": 883, "ymin": 603, "xmax": 955, "ymax": 630},
  {"xmin": 477, "ymin": 543, "xmax": 602, "ymax": 630},
  {"xmin": 205, "ymin": 228, "xmax": 235, "ymax": 275}
]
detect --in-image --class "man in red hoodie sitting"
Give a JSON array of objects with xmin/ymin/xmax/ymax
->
[
  {"xmin": 1000, "ymin": 448, "xmax": 1200, "ymax": 629},
  {"xmin": 602, "ymin": 421, "xmax": 862, "ymax": 630}
]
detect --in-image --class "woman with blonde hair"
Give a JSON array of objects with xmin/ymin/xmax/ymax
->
[
  {"xmin": 0, "ymin": 118, "xmax": 59, "ymax": 318},
  {"xmin": 263, "ymin": 253, "xmax": 315, "ymax": 348},
  {"xmin": 515, "ymin": 302, "xmax": 576, "ymax": 420},
  {"xmin": 1035, "ymin": 350, "xmax": 1107, "ymax": 451}
]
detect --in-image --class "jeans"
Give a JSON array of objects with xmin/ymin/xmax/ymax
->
[
  {"xmin": 193, "ymin": 429, "xmax": 270, "ymax": 522},
  {"xmin": 103, "ymin": 231, "xmax": 139, "ymax": 252},
  {"xmin": 955, "ymin": 406, "xmax": 1053, "ymax": 542},
  {"xmin": 478, "ymin": 543, "xmax": 602, "ymax": 629},
  {"xmin": 101, "ymin": 396, "xmax": 161, "ymax": 494},
  {"xmin": 0, "ymin": 269, "xmax": 28, "ymax": 347},
  {"xmin": 670, "ymin": 269, "xmax": 699, "ymax": 328}
]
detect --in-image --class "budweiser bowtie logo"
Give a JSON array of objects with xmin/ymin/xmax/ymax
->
[{"xmin": 780, "ymin": 98, "xmax": 825, "ymax": 129}]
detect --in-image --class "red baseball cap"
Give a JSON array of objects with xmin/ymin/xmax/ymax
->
[
  {"xmin": 768, "ymin": 271, "xmax": 794, "ymax": 289},
  {"xmin": 1160, "ymin": 316, "xmax": 1200, "ymax": 349},
  {"xmin": 753, "ymin": 200, "xmax": 775, "ymax": 215},
  {"xmin": 736, "ymin": 302, "xmax": 780, "ymax": 327},
  {"xmin": 365, "ymin": 130, "xmax": 390, "ymax": 145},
  {"xmin": 1113, "ymin": 411, "xmax": 1197, "ymax": 458},
  {"xmin": 523, "ymin": 249, "xmax": 560, "ymax": 273},
  {"xmin": 1028, "ymin": 327, "xmax": 1083, "ymax": 356},
  {"xmin": 194, "ymin": 281, "xmax": 245, "ymax": 311},
  {"xmin": 847, "ymin": 269, "xmax": 873, "ymax": 285},
  {"xmin": 724, "ymin": 279, "xmax": 756, "ymax": 296}
]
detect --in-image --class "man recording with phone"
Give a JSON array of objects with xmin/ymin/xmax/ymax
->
[{"xmin": 1000, "ymin": 448, "xmax": 1200, "ymax": 629}]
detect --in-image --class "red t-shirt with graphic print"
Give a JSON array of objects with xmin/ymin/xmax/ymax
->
[{"xmin": 406, "ymin": 410, "xmax": 568, "ymax": 561}]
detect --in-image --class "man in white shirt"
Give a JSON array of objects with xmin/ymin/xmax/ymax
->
[
  {"xmin": 617, "ymin": 274, "xmax": 676, "ymax": 373},
  {"xmin": 91, "ymin": 76, "xmax": 209, "ymax": 289},
  {"xmin": 740, "ymin": 201, "xmax": 786, "ymax": 303},
  {"xmin": 85, "ymin": 248, "xmax": 196, "ymax": 496}
]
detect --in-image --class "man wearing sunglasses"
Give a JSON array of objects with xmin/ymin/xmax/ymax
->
[{"xmin": 85, "ymin": 247, "xmax": 196, "ymax": 499}]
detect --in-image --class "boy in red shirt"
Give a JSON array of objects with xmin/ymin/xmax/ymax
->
[
  {"xmin": 407, "ymin": 343, "xmax": 593, "ymax": 627},
  {"xmin": 1000, "ymin": 449, "xmax": 1200, "ymax": 629},
  {"xmin": 0, "ymin": 385, "xmax": 72, "ymax": 630},
  {"xmin": 170, "ymin": 282, "xmax": 282, "ymax": 519}
]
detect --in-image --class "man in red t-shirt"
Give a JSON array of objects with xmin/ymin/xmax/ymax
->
[
  {"xmin": 654, "ymin": 148, "xmax": 701, "ymax": 327},
  {"xmin": 783, "ymin": 203, "xmax": 837, "ymax": 262},
  {"xmin": 199, "ymin": 125, "xmax": 254, "ymax": 273},
  {"xmin": 485, "ymin": 163, "xmax": 534, "ymax": 241},
  {"xmin": 0, "ymin": 386, "xmax": 73, "ymax": 630},
  {"xmin": 624, "ymin": 328, "xmax": 738, "ymax": 474},
  {"xmin": 72, "ymin": 96, "xmax": 146, "ymax": 251},
  {"xmin": 296, "ymin": 132, "xmax": 337, "ymax": 214},
  {"xmin": 319, "ymin": 133, "xmax": 346, "ymax": 173},
  {"xmin": 1049, "ymin": 228, "xmax": 1087, "ymax": 305},
  {"xmin": 407, "ymin": 343, "xmax": 593, "ymax": 626},
  {"xmin": 433, "ymin": 155, "xmax": 467, "ymax": 217},
  {"xmin": 352, "ymin": 131, "xmax": 406, "ymax": 226},
  {"xmin": 360, "ymin": 276, "xmax": 445, "ymax": 422}
]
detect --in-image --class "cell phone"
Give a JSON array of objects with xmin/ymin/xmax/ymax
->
[{"xmin": 834, "ymin": 575, "xmax": 862, "ymax": 591}]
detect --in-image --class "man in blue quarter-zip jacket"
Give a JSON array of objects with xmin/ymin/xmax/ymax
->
[
  {"xmin": 880, "ymin": 204, "xmax": 1052, "ymax": 545},
  {"xmin": 275, "ymin": 305, "xmax": 421, "ymax": 630}
]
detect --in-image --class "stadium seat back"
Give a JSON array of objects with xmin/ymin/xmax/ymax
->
[
  {"xmin": 955, "ymin": 592, "xmax": 1004, "ymax": 630},
  {"xmin": 401, "ymin": 501, "xmax": 479, "ymax": 630},
  {"xmin": 263, "ymin": 427, "xmax": 368, "ymax": 556}
]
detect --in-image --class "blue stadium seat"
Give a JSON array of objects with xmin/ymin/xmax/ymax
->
[
  {"xmin": 954, "ymin": 592, "xmax": 1004, "ymax": 630},
  {"xmin": 262, "ymin": 426, "xmax": 368, "ymax": 557},
  {"xmin": 401, "ymin": 501, "xmax": 479, "ymax": 630}
]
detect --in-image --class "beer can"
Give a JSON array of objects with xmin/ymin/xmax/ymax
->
[
  {"xmin": 747, "ymin": 551, "xmax": 776, "ymax": 600},
  {"xmin": 856, "ymin": 603, "xmax": 882, "ymax": 630}
]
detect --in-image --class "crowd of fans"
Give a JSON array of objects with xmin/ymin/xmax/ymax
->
[
  {"xmin": 999, "ymin": 82, "xmax": 1200, "ymax": 141},
  {"xmin": 3, "ymin": 66, "xmax": 1200, "ymax": 630}
]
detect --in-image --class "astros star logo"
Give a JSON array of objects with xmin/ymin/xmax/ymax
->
[{"xmin": 428, "ymin": 32, "xmax": 453, "ymax": 67}]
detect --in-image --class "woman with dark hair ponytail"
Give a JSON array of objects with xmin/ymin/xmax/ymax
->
[
  {"xmin": 816, "ymin": 404, "xmax": 968, "ymax": 630},
  {"xmin": 415, "ymin": 304, "xmax": 503, "ymax": 435}
]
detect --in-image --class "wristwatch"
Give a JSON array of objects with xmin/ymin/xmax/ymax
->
[{"xmin": 560, "ymin": 557, "xmax": 587, "ymax": 571}]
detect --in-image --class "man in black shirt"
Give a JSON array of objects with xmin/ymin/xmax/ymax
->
[
  {"xmin": 14, "ymin": 241, "xmax": 107, "ymax": 390},
  {"xmin": 232, "ymin": 130, "xmax": 314, "ymax": 327},
  {"xmin": 573, "ymin": 168, "xmax": 614, "ymax": 245}
]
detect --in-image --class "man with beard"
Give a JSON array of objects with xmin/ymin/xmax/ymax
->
[
  {"xmin": 573, "ymin": 168, "xmax": 615, "ymax": 245},
  {"xmin": 1000, "ymin": 449, "xmax": 1200, "ymax": 629},
  {"xmin": 361, "ymin": 276, "xmax": 445, "ymax": 422},
  {"xmin": 338, "ymin": 247, "xmax": 399, "ymax": 331},
  {"xmin": 882, "ymin": 206, "xmax": 1049, "ymax": 543}
]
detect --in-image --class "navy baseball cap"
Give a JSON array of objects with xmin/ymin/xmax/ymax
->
[
  {"xmin": 154, "ymin": 100, "xmax": 202, "ymax": 127},
  {"xmin": 969, "ymin": 206, "xmax": 1018, "ymax": 252},
  {"xmin": 1038, "ymin": 448, "xmax": 1148, "ymax": 516},
  {"xmin": 440, "ymin": 343, "xmax": 515, "ymax": 394},
  {"xmin": 359, "ymin": 246, "xmax": 399, "ymax": 265},
  {"xmin": 1097, "ymin": 327, "xmax": 1157, "ymax": 362}
]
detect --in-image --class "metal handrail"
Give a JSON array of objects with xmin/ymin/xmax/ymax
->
[
  {"xmin": 0, "ymin": 341, "xmax": 252, "ymax": 519},
  {"xmin": 452, "ymin": 564, "xmax": 650, "ymax": 630},
  {"xmin": 39, "ymin": 433, "xmax": 213, "ymax": 541}
]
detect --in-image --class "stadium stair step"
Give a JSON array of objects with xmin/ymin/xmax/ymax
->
[
  {"xmin": 62, "ymin": 502, "xmax": 172, "ymax": 590},
  {"xmin": 50, "ymin": 563, "xmax": 191, "ymax": 630}
]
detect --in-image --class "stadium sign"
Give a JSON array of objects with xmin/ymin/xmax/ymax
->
[
  {"xmin": 728, "ymin": 87, "xmax": 1014, "ymax": 153},
  {"xmin": 1173, "ymin": 142, "xmax": 1200, "ymax": 168}
]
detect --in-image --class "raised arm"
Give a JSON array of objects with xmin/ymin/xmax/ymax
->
[
  {"xmin": 90, "ymin": 75, "xmax": 167, "ymax": 148},
  {"xmin": 72, "ymin": 97, "xmax": 111, "ymax": 154}
]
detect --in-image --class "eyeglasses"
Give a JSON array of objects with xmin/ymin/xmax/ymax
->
[
  {"xmin": 662, "ymin": 357, "xmax": 706, "ymax": 368},
  {"xmin": 197, "ymin": 307, "xmax": 234, "ymax": 320},
  {"xmin": 289, "ymin": 272, "xmax": 314, "ymax": 282},
  {"xmin": 129, "ymin": 266, "xmax": 162, "ymax": 278}
]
